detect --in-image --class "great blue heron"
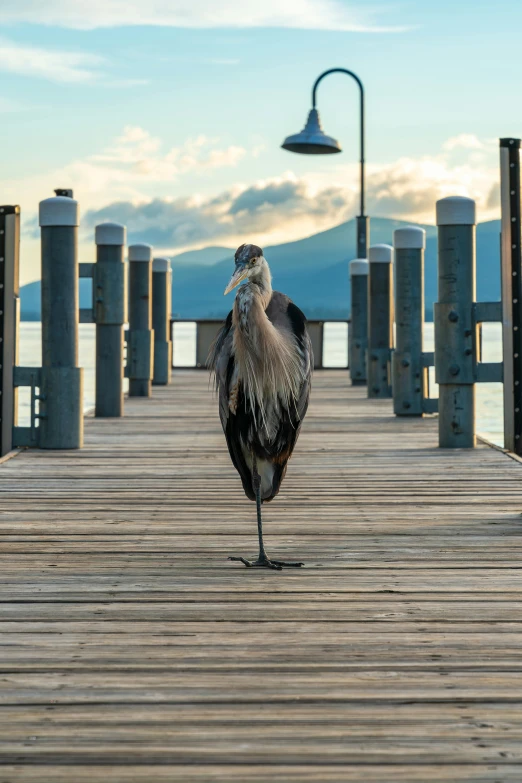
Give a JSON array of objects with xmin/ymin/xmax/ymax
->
[{"xmin": 209, "ymin": 243, "xmax": 313, "ymax": 570}]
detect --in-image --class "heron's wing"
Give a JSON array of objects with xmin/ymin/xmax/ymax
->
[
  {"xmin": 208, "ymin": 310, "xmax": 232, "ymax": 376},
  {"xmin": 258, "ymin": 295, "xmax": 313, "ymax": 501},
  {"xmin": 208, "ymin": 310, "xmax": 233, "ymax": 425},
  {"xmin": 266, "ymin": 293, "xmax": 313, "ymax": 423},
  {"xmin": 224, "ymin": 381, "xmax": 256, "ymax": 502},
  {"xmin": 286, "ymin": 299, "xmax": 313, "ymax": 422},
  {"xmin": 208, "ymin": 311, "xmax": 256, "ymax": 500}
]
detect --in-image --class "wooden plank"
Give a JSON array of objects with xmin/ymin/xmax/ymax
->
[
  {"xmin": 2, "ymin": 765, "xmax": 522, "ymax": 782},
  {"xmin": 0, "ymin": 370, "xmax": 521, "ymax": 780}
]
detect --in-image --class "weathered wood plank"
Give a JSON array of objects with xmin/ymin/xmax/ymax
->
[
  {"xmin": 2, "ymin": 765, "xmax": 522, "ymax": 782},
  {"xmin": 0, "ymin": 370, "xmax": 521, "ymax": 779}
]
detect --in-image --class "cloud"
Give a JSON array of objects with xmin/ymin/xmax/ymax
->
[
  {"xmin": 229, "ymin": 180, "xmax": 307, "ymax": 214},
  {"xmin": 0, "ymin": 38, "xmax": 105, "ymax": 83},
  {"xmin": 81, "ymin": 139, "xmax": 500, "ymax": 252},
  {"xmin": 85, "ymin": 126, "xmax": 248, "ymax": 189},
  {"xmin": 486, "ymin": 183, "xmax": 500, "ymax": 210},
  {"xmin": 81, "ymin": 180, "xmax": 320, "ymax": 248},
  {"xmin": 13, "ymin": 128, "xmax": 499, "ymax": 257},
  {"xmin": 2, "ymin": 0, "xmax": 409, "ymax": 32},
  {"xmin": 82, "ymin": 173, "xmax": 355, "ymax": 248},
  {"xmin": 10, "ymin": 126, "xmax": 253, "ymax": 235},
  {"xmin": 364, "ymin": 156, "xmax": 495, "ymax": 218},
  {"xmin": 14, "ymin": 132, "xmax": 499, "ymax": 284},
  {"xmin": 443, "ymin": 134, "xmax": 486, "ymax": 152},
  {"xmin": 0, "ymin": 38, "xmax": 148, "ymax": 86}
]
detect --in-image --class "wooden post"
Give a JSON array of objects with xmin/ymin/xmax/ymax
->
[
  {"xmin": 500, "ymin": 138, "xmax": 522, "ymax": 454},
  {"xmin": 127, "ymin": 244, "xmax": 153, "ymax": 397},
  {"xmin": 38, "ymin": 196, "xmax": 83, "ymax": 448},
  {"xmin": 152, "ymin": 257, "xmax": 172, "ymax": 385},
  {"xmin": 367, "ymin": 244, "xmax": 393, "ymax": 398},
  {"xmin": 434, "ymin": 197, "xmax": 476, "ymax": 448},
  {"xmin": 0, "ymin": 206, "xmax": 20, "ymax": 456},
  {"xmin": 95, "ymin": 223, "xmax": 127, "ymax": 417},
  {"xmin": 349, "ymin": 259, "xmax": 368, "ymax": 385},
  {"xmin": 392, "ymin": 227, "xmax": 426, "ymax": 416}
]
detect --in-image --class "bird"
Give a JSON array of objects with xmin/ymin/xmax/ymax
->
[{"xmin": 209, "ymin": 243, "xmax": 313, "ymax": 570}]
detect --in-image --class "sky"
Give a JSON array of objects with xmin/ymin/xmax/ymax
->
[{"xmin": 2, "ymin": 0, "xmax": 522, "ymax": 284}]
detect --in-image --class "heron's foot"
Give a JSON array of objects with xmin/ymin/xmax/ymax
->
[
  {"xmin": 271, "ymin": 560, "xmax": 304, "ymax": 568},
  {"xmin": 228, "ymin": 556, "xmax": 304, "ymax": 570}
]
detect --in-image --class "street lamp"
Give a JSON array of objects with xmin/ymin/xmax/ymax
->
[{"xmin": 281, "ymin": 68, "xmax": 368, "ymax": 258}]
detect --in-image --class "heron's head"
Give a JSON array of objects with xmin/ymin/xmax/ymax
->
[{"xmin": 224, "ymin": 243, "xmax": 266, "ymax": 295}]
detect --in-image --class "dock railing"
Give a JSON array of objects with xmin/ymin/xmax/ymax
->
[{"xmin": 169, "ymin": 319, "xmax": 350, "ymax": 371}]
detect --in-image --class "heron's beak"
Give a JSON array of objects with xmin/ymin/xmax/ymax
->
[{"xmin": 224, "ymin": 264, "xmax": 248, "ymax": 295}]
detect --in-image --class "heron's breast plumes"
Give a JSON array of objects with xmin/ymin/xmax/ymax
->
[{"xmin": 232, "ymin": 293, "xmax": 306, "ymax": 437}]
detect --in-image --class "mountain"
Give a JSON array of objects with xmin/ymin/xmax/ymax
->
[
  {"xmin": 20, "ymin": 217, "xmax": 502, "ymax": 321},
  {"xmin": 424, "ymin": 220, "xmax": 501, "ymax": 319},
  {"xmin": 170, "ymin": 246, "xmax": 233, "ymax": 267},
  {"xmin": 21, "ymin": 279, "xmax": 94, "ymax": 321},
  {"xmin": 167, "ymin": 216, "xmax": 500, "ymax": 320}
]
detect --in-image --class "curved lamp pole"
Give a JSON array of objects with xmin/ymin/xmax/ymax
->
[{"xmin": 281, "ymin": 68, "xmax": 368, "ymax": 258}]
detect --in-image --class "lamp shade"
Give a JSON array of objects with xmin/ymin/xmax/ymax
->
[{"xmin": 281, "ymin": 108, "xmax": 341, "ymax": 155}]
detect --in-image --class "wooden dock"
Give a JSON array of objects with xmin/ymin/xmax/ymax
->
[{"xmin": 1, "ymin": 370, "xmax": 522, "ymax": 781}]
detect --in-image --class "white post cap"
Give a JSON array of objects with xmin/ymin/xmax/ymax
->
[
  {"xmin": 95, "ymin": 222, "xmax": 126, "ymax": 246},
  {"xmin": 349, "ymin": 258, "xmax": 369, "ymax": 276},
  {"xmin": 39, "ymin": 196, "xmax": 79, "ymax": 227},
  {"xmin": 128, "ymin": 243, "xmax": 153, "ymax": 262},
  {"xmin": 153, "ymin": 257, "xmax": 171, "ymax": 273},
  {"xmin": 436, "ymin": 196, "xmax": 476, "ymax": 226},
  {"xmin": 393, "ymin": 226, "xmax": 426, "ymax": 250},
  {"xmin": 369, "ymin": 244, "xmax": 393, "ymax": 263}
]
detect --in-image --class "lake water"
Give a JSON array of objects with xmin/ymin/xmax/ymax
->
[{"xmin": 18, "ymin": 321, "xmax": 504, "ymax": 447}]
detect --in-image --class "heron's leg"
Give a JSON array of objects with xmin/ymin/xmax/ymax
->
[
  {"xmin": 252, "ymin": 461, "xmax": 269, "ymax": 562},
  {"xmin": 228, "ymin": 456, "xmax": 304, "ymax": 570}
]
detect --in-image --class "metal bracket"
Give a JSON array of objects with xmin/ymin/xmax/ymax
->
[
  {"xmin": 13, "ymin": 366, "xmax": 41, "ymax": 388},
  {"xmin": 79, "ymin": 262, "xmax": 95, "ymax": 323},
  {"xmin": 422, "ymin": 397, "xmax": 439, "ymax": 414},
  {"xmin": 80, "ymin": 309, "xmax": 95, "ymax": 324},
  {"xmin": 12, "ymin": 366, "xmax": 42, "ymax": 447},
  {"xmin": 79, "ymin": 263, "xmax": 95, "ymax": 278},
  {"xmin": 473, "ymin": 301, "xmax": 502, "ymax": 323},
  {"xmin": 472, "ymin": 301, "xmax": 503, "ymax": 383},
  {"xmin": 476, "ymin": 362, "xmax": 503, "ymax": 383},
  {"xmin": 123, "ymin": 330, "xmax": 129, "ymax": 376},
  {"xmin": 420, "ymin": 352, "xmax": 438, "ymax": 413}
]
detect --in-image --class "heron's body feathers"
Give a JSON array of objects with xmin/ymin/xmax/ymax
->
[{"xmin": 210, "ymin": 256, "xmax": 312, "ymax": 502}]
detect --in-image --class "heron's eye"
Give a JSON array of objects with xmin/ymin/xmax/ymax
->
[{"xmin": 250, "ymin": 258, "xmax": 257, "ymax": 266}]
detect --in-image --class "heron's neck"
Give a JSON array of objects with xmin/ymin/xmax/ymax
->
[
  {"xmin": 233, "ymin": 261, "xmax": 272, "ymax": 331},
  {"xmin": 251, "ymin": 258, "xmax": 272, "ymax": 306}
]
